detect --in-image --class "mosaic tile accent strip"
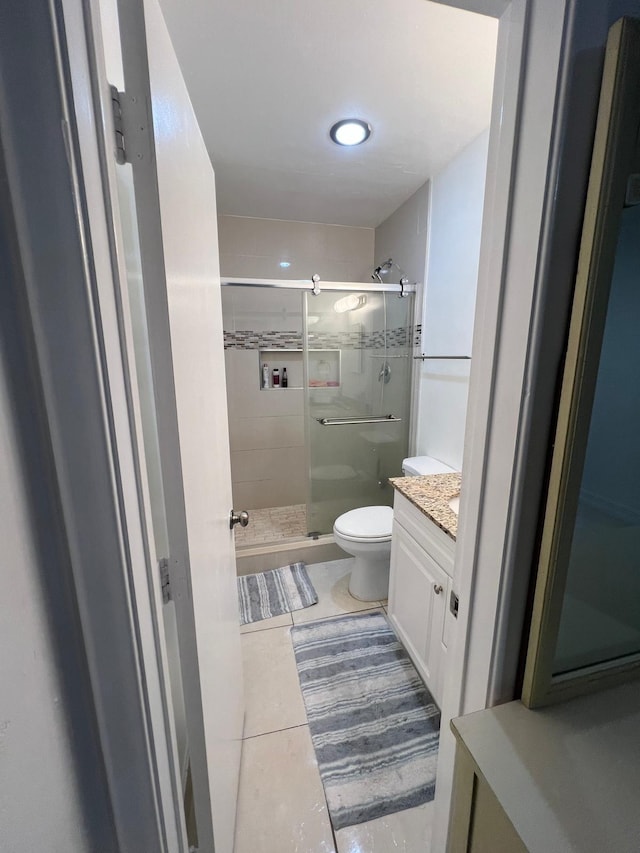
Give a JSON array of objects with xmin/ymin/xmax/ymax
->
[
  {"xmin": 224, "ymin": 330, "xmax": 303, "ymax": 350},
  {"xmin": 224, "ymin": 324, "xmax": 422, "ymax": 351}
]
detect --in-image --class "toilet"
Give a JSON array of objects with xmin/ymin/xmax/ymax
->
[
  {"xmin": 333, "ymin": 455, "xmax": 455, "ymax": 601},
  {"xmin": 401, "ymin": 455, "xmax": 456, "ymax": 476},
  {"xmin": 333, "ymin": 506, "xmax": 394, "ymax": 601}
]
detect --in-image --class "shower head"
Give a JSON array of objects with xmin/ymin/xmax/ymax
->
[
  {"xmin": 371, "ymin": 258, "xmax": 394, "ymax": 283},
  {"xmin": 372, "ymin": 258, "xmax": 409, "ymax": 285}
]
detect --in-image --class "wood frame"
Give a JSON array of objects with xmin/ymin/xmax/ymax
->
[{"xmin": 522, "ymin": 17, "xmax": 640, "ymax": 708}]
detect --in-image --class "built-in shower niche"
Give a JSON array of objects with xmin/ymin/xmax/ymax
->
[
  {"xmin": 308, "ymin": 350, "xmax": 340, "ymax": 388},
  {"xmin": 258, "ymin": 349, "xmax": 303, "ymax": 389},
  {"xmin": 257, "ymin": 348, "xmax": 341, "ymax": 390}
]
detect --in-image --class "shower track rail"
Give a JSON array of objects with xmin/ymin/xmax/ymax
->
[
  {"xmin": 220, "ymin": 275, "xmax": 417, "ymax": 295},
  {"xmin": 316, "ymin": 414, "xmax": 402, "ymax": 426}
]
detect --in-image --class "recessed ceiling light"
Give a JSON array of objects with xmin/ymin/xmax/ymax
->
[
  {"xmin": 279, "ymin": 261, "xmax": 291, "ymax": 268},
  {"xmin": 330, "ymin": 119, "xmax": 372, "ymax": 147}
]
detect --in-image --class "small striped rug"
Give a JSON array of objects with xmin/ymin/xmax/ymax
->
[
  {"xmin": 291, "ymin": 611, "xmax": 440, "ymax": 830},
  {"xmin": 237, "ymin": 563, "xmax": 317, "ymax": 625}
]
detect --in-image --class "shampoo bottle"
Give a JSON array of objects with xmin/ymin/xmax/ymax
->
[
  {"xmin": 262, "ymin": 363, "xmax": 269, "ymax": 388},
  {"xmin": 282, "ymin": 367, "xmax": 288, "ymax": 388},
  {"xmin": 272, "ymin": 367, "xmax": 280, "ymax": 387}
]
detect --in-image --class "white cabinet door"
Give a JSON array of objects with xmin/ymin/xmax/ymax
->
[{"xmin": 389, "ymin": 520, "xmax": 448, "ymax": 705}]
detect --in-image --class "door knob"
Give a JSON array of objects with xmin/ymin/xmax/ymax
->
[
  {"xmin": 433, "ymin": 584, "xmax": 443, "ymax": 595},
  {"xmin": 229, "ymin": 509, "xmax": 250, "ymax": 529}
]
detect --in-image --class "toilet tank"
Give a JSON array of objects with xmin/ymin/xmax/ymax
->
[{"xmin": 402, "ymin": 455, "xmax": 456, "ymax": 476}]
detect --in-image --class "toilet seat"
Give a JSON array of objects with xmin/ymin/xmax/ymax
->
[{"xmin": 333, "ymin": 506, "xmax": 393, "ymax": 542}]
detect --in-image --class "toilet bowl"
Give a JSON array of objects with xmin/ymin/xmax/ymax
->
[{"xmin": 333, "ymin": 506, "xmax": 393, "ymax": 601}]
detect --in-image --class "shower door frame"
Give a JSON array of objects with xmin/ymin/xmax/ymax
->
[
  {"xmin": 301, "ymin": 286, "xmax": 415, "ymax": 537},
  {"xmin": 221, "ymin": 277, "xmax": 417, "ymax": 542}
]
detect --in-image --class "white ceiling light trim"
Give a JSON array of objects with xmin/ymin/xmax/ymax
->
[{"xmin": 330, "ymin": 119, "xmax": 372, "ymax": 147}]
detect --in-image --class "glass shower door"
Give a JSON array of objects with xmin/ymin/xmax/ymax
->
[{"xmin": 304, "ymin": 289, "xmax": 413, "ymax": 535}]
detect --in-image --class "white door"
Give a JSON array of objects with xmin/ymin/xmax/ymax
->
[{"xmin": 91, "ymin": 0, "xmax": 244, "ymax": 850}]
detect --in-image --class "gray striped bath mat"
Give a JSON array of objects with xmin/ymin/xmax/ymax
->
[
  {"xmin": 291, "ymin": 611, "xmax": 440, "ymax": 830},
  {"xmin": 237, "ymin": 562, "xmax": 317, "ymax": 625}
]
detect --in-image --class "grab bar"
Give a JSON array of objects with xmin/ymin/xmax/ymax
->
[
  {"xmin": 413, "ymin": 355, "xmax": 471, "ymax": 360},
  {"xmin": 316, "ymin": 414, "xmax": 402, "ymax": 426}
]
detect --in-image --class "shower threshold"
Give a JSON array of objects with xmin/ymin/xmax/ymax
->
[
  {"xmin": 234, "ymin": 504, "xmax": 308, "ymax": 548},
  {"xmin": 233, "ymin": 503, "xmax": 344, "ymax": 575}
]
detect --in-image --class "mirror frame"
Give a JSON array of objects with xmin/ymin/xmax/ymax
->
[{"xmin": 522, "ymin": 16, "xmax": 640, "ymax": 708}]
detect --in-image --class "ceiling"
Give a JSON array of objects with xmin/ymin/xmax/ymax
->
[{"xmin": 159, "ymin": 0, "xmax": 498, "ymax": 228}]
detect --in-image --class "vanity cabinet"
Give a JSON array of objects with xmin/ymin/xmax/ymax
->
[{"xmin": 388, "ymin": 492, "xmax": 456, "ymax": 706}]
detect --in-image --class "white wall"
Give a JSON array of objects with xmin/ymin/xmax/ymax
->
[
  {"xmin": 417, "ymin": 129, "xmax": 490, "ymax": 471},
  {"xmin": 0, "ymin": 260, "xmax": 115, "ymax": 853},
  {"xmin": 374, "ymin": 181, "xmax": 430, "ymax": 285},
  {"xmin": 218, "ymin": 214, "xmax": 374, "ymax": 282}
]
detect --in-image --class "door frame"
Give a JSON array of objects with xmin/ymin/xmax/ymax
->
[
  {"xmin": 62, "ymin": 0, "xmax": 239, "ymax": 848},
  {"xmin": 430, "ymin": 0, "xmax": 576, "ymax": 846},
  {"xmin": 2, "ymin": 0, "xmax": 185, "ymax": 849}
]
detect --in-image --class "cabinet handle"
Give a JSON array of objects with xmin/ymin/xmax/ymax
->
[{"xmin": 433, "ymin": 584, "xmax": 443, "ymax": 595}]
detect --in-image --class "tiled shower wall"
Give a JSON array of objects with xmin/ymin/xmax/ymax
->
[
  {"xmin": 218, "ymin": 215, "xmax": 374, "ymax": 283},
  {"xmin": 219, "ymin": 217, "xmax": 376, "ymax": 515}
]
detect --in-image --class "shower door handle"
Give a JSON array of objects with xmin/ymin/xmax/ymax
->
[
  {"xmin": 230, "ymin": 509, "xmax": 250, "ymax": 529},
  {"xmin": 317, "ymin": 415, "xmax": 402, "ymax": 426}
]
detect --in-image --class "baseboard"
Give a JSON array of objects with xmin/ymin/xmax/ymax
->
[{"xmin": 235, "ymin": 535, "xmax": 346, "ymax": 575}]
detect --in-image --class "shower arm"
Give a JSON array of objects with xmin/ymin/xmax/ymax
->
[{"xmin": 371, "ymin": 259, "xmax": 412, "ymax": 297}]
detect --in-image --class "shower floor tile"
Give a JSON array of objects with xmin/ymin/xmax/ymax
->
[{"xmin": 234, "ymin": 503, "xmax": 307, "ymax": 548}]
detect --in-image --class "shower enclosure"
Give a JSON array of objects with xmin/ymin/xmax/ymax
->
[
  {"xmin": 304, "ymin": 289, "xmax": 413, "ymax": 535},
  {"xmin": 221, "ymin": 278, "xmax": 414, "ymax": 549}
]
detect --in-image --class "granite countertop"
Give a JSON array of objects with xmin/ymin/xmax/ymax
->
[{"xmin": 388, "ymin": 473, "xmax": 462, "ymax": 540}]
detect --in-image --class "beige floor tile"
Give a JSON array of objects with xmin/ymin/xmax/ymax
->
[
  {"xmin": 335, "ymin": 802, "xmax": 435, "ymax": 853},
  {"xmin": 292, "ymin": 559, "xmax": 382, "ymax": 624},
  {"xmin": 241, "ymin": 625, "xmax": 307, "ymax": 737},
  {"xmin": 240, "ymin": 612, "xmax": 293, "ymax": 634},
  {"xmin": 234, "ymin": 726, "xmax": 336, "ymax": 853}
]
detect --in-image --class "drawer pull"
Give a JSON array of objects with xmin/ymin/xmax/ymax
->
[{"xmin": 433, "ymin": 584, "xmax": 443, "ymax": 595}]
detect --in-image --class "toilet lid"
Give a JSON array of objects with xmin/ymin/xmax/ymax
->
[{"xmin": 334, "ymin": 506, "xmax": 393, "ymax": 540}]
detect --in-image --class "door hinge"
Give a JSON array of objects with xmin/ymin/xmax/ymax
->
[
  {"xmin": 450, "ymin": 590, "xmax": 459, "ymax": 619},
  {"xmin": 109, "ymin": 84, "xmax": 127, "ymax": 165},
  {"xmin": 159, "ymin": 557, "xmax": 171, "ymax": 604}
]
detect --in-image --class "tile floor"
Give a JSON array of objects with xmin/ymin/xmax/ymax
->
[
  {"xmin": 234, "ymin": 503, "xmax": 308, "ymax": 548},
  {"xmin": 234, "ymin": 557, "xmax": 435, "ymax": 853}
]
